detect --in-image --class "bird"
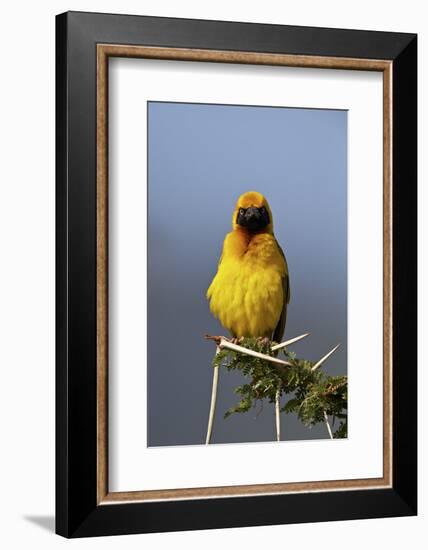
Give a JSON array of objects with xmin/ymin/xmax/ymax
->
[{"xmin": 207, "ymin": 191, "xmax": 290, "ymax": 342}]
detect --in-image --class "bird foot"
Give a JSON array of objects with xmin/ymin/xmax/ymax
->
[
  {"xmin": 204, "ymin": 334, "xmax": 223, "ymax": 346},
  {"xmin": 257, "ymin": 336, "xmax": 271, "ymax": 347}
]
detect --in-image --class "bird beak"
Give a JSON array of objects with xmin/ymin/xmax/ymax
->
[{"xmin": 244, "ymin": 207, "xmax": 262, "ymax": 224}]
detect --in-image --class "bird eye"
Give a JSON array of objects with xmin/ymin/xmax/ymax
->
[
  {"xmin": 260, "ymin": 207, "xmax": 265, "ymax": 213},
  {"xmin": 239, "ymin": 208, "xmax": 245, "ymax": 215}
]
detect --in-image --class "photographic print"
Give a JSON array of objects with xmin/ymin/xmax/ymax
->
[
  {"xmin": 147, "ymin": 101, "xmax": 347, "ymax": 447},
  {"xmin": 57, "ymin": 14, "xmax": 417, "ymax": 536}
]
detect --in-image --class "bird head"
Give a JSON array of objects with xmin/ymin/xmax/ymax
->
[{"xmin": 232, "ymin": 191, "xmax": 273, "ymax": 234}]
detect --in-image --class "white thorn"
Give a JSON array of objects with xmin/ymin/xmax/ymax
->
[
  {"xmin": 219, "ymin": 338, "xmax": 292, "ymax": 367},
  {"xmin": 324, "ymin": 410, "xmax": 334, "ymax": 439},
  {"xmin": 206, "ymin": 347, "xmax": 220, "ymax": 444},
  {"xmin": 311, "ymin": 344, "xmax": 341, "ymax": 371},
  {"xmin": 271, "ymin": 333, "xmax": 310, "ymax": 351},
  {"xmin": 275, "ymin": 389, "xmax": 281, "ymax": 442}
]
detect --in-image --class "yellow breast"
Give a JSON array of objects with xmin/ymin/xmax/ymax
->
[{"xmin": 207, "ymin": 230, "xmax": 286, "ymax": 337}]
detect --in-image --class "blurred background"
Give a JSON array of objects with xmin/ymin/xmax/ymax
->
[{"xmin": 147, "ymin": 101, "xmax": 347, "ymax": 446}]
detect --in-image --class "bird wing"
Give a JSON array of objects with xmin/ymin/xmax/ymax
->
[{"xmin": 273, "ymin": 241, "xmax": 290, "ymax": 343}]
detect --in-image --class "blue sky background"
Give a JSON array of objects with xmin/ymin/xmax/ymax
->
[{"xmin": 147, "ymin": 101, "xmax": 347, "ymax": 446}]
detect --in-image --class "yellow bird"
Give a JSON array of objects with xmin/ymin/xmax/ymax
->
[{"xmin": 207, "ymin": 191, "xmax": 290, "ymax": 341}]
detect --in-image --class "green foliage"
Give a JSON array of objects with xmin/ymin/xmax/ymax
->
[{"xmin": 212, "ymin": 337, "xmax": 347, "ymax": 438}]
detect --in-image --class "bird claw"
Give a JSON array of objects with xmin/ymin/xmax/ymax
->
[
  {"xmin": 204, "ymin": 334, "xmax": 223, "ymax": 346},
  {"xmin": 257, "ymin": 336, "xmax": 271, "ymax": 348},
  {"xmin": 204, "ymin": 334, "xmax": 244, "ymax": 346}
]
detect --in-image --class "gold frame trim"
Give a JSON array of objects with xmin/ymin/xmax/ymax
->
[{"xmin": 96, "ymin": 44, "xmax": 393, "ymax": 504}]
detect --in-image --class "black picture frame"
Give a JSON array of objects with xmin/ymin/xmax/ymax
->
[{"xmin": 56, "ymin": 11, "xmax": 417, "ymax": 538}]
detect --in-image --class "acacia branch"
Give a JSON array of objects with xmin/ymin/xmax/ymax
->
[
  {"xmin": 205, "ymin": 334, "xmax": 346, "ymax": 442},
  {"xmin": 205, "ymin": 335, "xmax": 292, "ymax": 368}
]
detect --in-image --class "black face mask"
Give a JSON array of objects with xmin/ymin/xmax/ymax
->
[{"xmin": 236, "ymin": 206, "xmax": 270, "ymax": 232}]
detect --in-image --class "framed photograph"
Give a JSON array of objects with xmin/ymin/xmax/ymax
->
[{"xmin": 56, "ymin": 11, "xmax": 417, "ymax": 537}]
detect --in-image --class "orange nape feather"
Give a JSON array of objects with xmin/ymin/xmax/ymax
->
[{"xmin": 207, "ymin": 191, "xmax": 290, "ymax": 339}]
